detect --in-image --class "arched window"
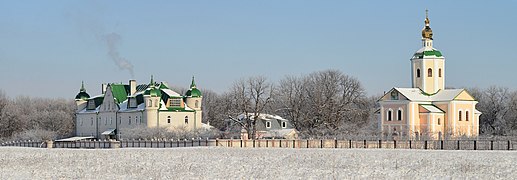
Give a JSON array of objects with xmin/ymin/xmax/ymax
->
[
  {"xmin": 91, "ymin": 118, "xmax": 94, "ymax": 126},
  {"xmin": 459, "ymin": 110, "xmax": 462, "ymax": 121},
  {"xmin": 184, "ymin": 116, "xmax": 189, "ymax": 124},
  {"xmin": 466, "ymin": 111, "xmax": 469, "ymax": 121},
  {"xmin": 387, "ymin": 110, "xmax": 393, "ymax": 121},
  {"xmin": 195, "ymin": 100, "xmax": 199, "ymax": 108},
  {"xmin": 129, "ymin": 116, "xmax": 131, "ymax": 125},
  {"xmin": 416, "ymin": 69, "xmax": 421, "ymax": 78},
  {"xmin": 428, "ymin": 68, "xmax": 432, "ymax": 77},
  {"xmin": 438, "ymin": 118, "xmax": 441, "ymax": 125},
  {"xmin": 148, "ymin": 100, "xmax": 152, "ymax": 107},
  {"xmin": 439, "ymin": 68, "xmax": 442, "ymax": 77},
  {"xmin": 167, "ymin": 116, "xmax": 171, "ymax": 123},
  {"xmin": 397, "ymin": 109, "xmax": 402, "ymax": 121}
]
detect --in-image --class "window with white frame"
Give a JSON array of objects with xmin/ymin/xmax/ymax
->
[
  {"xmin": 387, "ymin": 110, "xmax": 393, "ymax": 121},
  {"xmin": 266, "ymin": 121, "xmax": 271, "ymax": 128},
  {"xmin": 281, "ymin": 121, "xmax": 287, "ymax": 128},
  {"xmin": 397, "ymin": 109, "xmax": 402, "ymax": 121},
  {"xmin": 167, "ymin": 116, "xmax": 171, "ymax": 123}
]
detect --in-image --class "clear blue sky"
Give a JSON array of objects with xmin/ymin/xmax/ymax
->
[{"xmin": 1, "ymin": 1, "xmax": 516, "ymax": 98}]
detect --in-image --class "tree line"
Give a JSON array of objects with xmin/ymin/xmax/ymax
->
[{"xmin": 1, "ymin": 69, "xmax": 517, "ymax": 141}]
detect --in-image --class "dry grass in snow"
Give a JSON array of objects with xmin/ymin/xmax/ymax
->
[{"xmin": 0, "ymin": 147, "xmax": 515, "ymax": 179}]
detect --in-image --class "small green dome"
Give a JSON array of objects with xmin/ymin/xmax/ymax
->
[
  {"xmin": 144, "ymin": 88, "xmax": 162, "ymax": 97},
  {"xmin": 185, "ymin": 76, "xmax": 202, "ymax": 97},
  {"xmin": 186, "ymin": 88, "xmax": 202, "ymax": 97},
  {"xmin": 75, "ymin": 91, "xmax": 90, "ymax": 100},
  {"xmin": 75, "ymin": 81, "xmax": 90, "ymax": 100}
]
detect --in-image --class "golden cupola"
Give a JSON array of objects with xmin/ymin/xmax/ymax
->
[{"xmin": 422, "ymin": 10, "xmax": 433, "ymax": 39}]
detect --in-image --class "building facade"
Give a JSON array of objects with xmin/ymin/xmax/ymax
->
[
  {"xmin": 226, "ymin": 113, "xmax": 299, "ymax": 139},
  {"xmin": 379, "ymin": 11, "xmax": 481, "ymax": 140},
  {"xmin": 74, "ymin": 76, "xmax": 203, "ymax": 139}
]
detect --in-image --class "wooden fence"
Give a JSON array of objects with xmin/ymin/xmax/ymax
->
[{"xmin": 1, "ymin": 139, "xmax": 515, "ymax": 151}]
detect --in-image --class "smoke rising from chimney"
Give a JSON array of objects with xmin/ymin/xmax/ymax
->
[{"xmin": 103, "ymin": 32, "xmax": 135, "ymax": 78}]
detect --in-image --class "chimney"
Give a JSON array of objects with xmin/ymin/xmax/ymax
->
[
  {"xmin": 129, "ymin": 79, "xmax": 137, "ymax": 95},
  {"xmin": 102, "ymin": 83, "xmax": 107, "ymax": 94}
]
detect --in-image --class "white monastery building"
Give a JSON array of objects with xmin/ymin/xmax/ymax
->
[
  {"xmin": 74, "ymin": 76, "xmax": 203, "ymax": 139},
  {"xmin": 378, "ymin": 11, "xmax": 481, "ymax": 140}
]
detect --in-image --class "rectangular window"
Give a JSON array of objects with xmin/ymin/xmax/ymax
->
[
  {"xmin": 266, "ymin": 121, "xmax": 271, "ymax": 128},
  {"xmin": 281, "ymin": 121, "xmax": 287, "ymax": 128},
  {"xmin": 170, "ymin": 99, "xmax": 182, "ymax": 107},
  {"xmin": 87, "ymin": 100, "xmax": 96, "ymax": 110}
]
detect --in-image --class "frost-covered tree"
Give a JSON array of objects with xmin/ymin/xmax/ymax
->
[{"xmin": 227, "ymin": 76, "xmax": 274, "ymax": 139}]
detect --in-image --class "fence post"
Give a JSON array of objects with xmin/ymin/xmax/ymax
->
[
  {"xmin": 457, "ymin": 140, "xmax": 460, "ymax": 150},
  {"xmin": 334, "ymin": 139, "xmax": 338, "ymax": 148},
  {"xmin": 424, "ymin": 140, "xmax": 428, "ymax": 150},
  {"xmin": 378, "ymin": 140, "xmax": 382, "ymax": 148},
  {"xmin": 394, "ymin": 140, "xmax": 397, "ymax": 149},
  {"xmin": 293, "ymin": 140, "xmax": 296, "ymax": 148},
  {"xmin": 184, "ymin": 139, "xmax": 187, "ymax": 147},
  {"xmin": 349, "ymin": 140, "xmax": 352, "ymax": 148},
  {"xmin": 320, "ymin": 139, "xmax": 323, "ymax": 148},
  {"xmin": 474, "ymin": 140, "xmax": 477, "ymax": 150},
  {"xmin": 280, "ymin": 140, "xmax": 282, "ymax": 148},
  {"xmin": 240, "ymin": 139, "xmax": 243, "ymax": 148},
  {"xmin": 306, "ymin": 139, "xmax": 309, "ymax": 148},
  {"xmin": 490, "ymin": 140, "xmax": 493, "ymax": 150},
  {"xmin": 192, "ymin": 139, "xmax": 194, "ymax": 147},
  {"xmin": 363, "ymin": 140, "xmax": 367, "ymax": 148},
  {"xmin": 206, "ymin": 138, "xmax": 208, "ymax": 146},
  {"xmin": 440, "ymin": 140, "xmax": 443, "ymax": 150},
  {"xmin": 215, "ymin": 139, "xmax": 218, "ymax": 147},
  {"xmin": 508, "ymin": 140, "xmax": 511, "ymax": 150},
  {"xmin": 266, "ymin": 140, "xmax": 269, "ymax": 148},
  {"xmin": 409, "ymin": 140, "xmax": 412, "ymax": 149}
]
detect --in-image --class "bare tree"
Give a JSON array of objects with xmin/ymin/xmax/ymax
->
[{"xmin": 227, "ymin": 76, "xmax": 274, "ymax": 139}]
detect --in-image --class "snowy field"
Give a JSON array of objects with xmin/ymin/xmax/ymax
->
[{"xmin": 0, "ymin": 147, "xmax": 515, "ymax": 179}]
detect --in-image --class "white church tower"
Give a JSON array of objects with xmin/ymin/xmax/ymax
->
[{"xmin": 411, "ymin": 10, "xmax": 445, "ymax": 94}]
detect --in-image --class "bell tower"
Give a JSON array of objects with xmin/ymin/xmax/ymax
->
[{"xmin": 411, "ymin": 10, "xmax": 445, "ymax": 94}]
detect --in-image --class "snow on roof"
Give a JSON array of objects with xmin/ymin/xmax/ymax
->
[
  {"xmin": 162, "ymin": 89, "xmax": 181, "ymax": 97},
  {"xmin": 394, "ymin": 88, "xmax": 465, "ymax": 102},
  {"xmin": 159, "ymin": 100, "xmax": 168, "ymax": 110},
  {"xmin": 201, "ymin": 123, "xmax": 214, "ymax": 130},
  {"xmin": 237, "ymin": 113, "xmax": 289, "ymax": 121},
  {"xmin": 55, "ymin": 136, "xmax": 95, "ymax": 142},
  {"xmin": 420, "ymin": 104, "xmax": 444, "ymax": 113},
  {"xmin": 118, "ymin": 99, "xmax": 146, "ymax": 112}
]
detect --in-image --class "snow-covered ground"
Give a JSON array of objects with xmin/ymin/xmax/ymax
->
[{"xmin": 0, "ymin": 147, "xmax": 515, "ymax": 179}]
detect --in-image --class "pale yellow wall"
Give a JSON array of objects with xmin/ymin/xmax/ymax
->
[
  {"xmin": 455, "ymin": 91, "xmax": 475, "ymax": 101},
  {"xmin": 412, "ymin": 58, "xmax": 444, "ymax": 94},
  {"xmin": 158, "ymin": 110, "xmax": 202, "ymax": 130},
  {"xmin": 448, "ymin": 101, "xmax": 478, "ymax": 136}
]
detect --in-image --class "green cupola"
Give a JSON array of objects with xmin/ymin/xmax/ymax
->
[
  {"xmin": 144, "ymin": 75, "xmax": 162, "ymax": 97},
  {"xmin": 185, "ymin": 76, "xmax": 202, "ymax": 97},
  {"xmin": 75, "ymin": 81, "xmax": 90, "ymax": 100}
]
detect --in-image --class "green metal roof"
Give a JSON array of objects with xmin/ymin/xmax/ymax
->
[
  {"xmin": 75, "ymin": 91, "xmax": 90, "ymax": 100},
  {"xmin": 110, "ymin": 84, "xmax": 129, "ymax": 104},
  {"xmin": 75, "ymin": 81, "xmax": 90, "ymax": 100},
  {"xmin": 186, "ymin": 88, "xmax": 202, "ymax": 97},
  {"xmin": 413, "ymin": 50, "xmax": 443, "ymax": 59}
]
